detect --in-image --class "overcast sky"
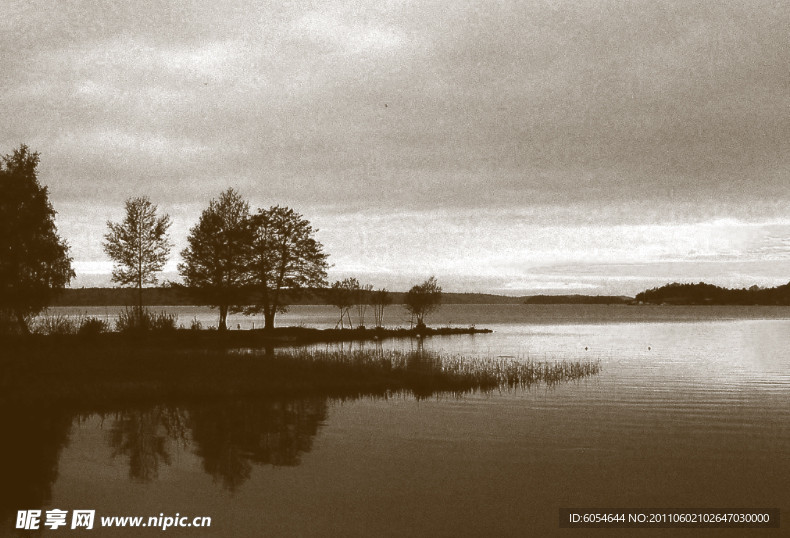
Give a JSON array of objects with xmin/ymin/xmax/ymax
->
[{"xmin": 3, "ymin": 0, "xmax": 789, "ymax": 295}]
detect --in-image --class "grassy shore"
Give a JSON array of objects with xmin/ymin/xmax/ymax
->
[
  {"xmin": 6, "ymin": 324, "xmax": 493, "ymax": 349},
  {"xmin": 0, "ymin": 343, "xmax": 601, "ymax": 408}
]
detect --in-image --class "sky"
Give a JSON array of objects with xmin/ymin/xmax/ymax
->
[{"xmin": 2, "ymin": 0, "xmax": 789, "ymax": 295}]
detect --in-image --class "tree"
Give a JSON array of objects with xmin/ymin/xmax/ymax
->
[
  {"xmin": 404, "ymin": 276, "xmax": 442, "ymax": 329},
  {"xmin": 103, "ymin": 197, "xmax": 171, "ymax": 311},
  {"xmin": 0, "ymin": 145, "xmax": 74, "ymax": 333},
  {"xmin": 326, "ymin": 278, "xmax": 357, "ymax": 329},
  {"xmin": 371, "ymin": 288, "xmax": 392, "ymax": 328},
  {"xmin": 246, "ymin": 206, "xmax": 328, "ymax": 330},
  {"xmin": 353, "ymin": 282, "xmax": 374, "ymax": 329},
  {"xmin": 179, "ymin": 189, "xmax": 252, "ymax": 331}
]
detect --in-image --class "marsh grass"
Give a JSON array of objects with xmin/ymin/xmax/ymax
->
[
  {"xmin": 235, "ymin": 349, "xmax": 602, "ymax": 396},
  {"xmin": 1, "ymin": 346, "xmax": 601, "ymax": 408},
  {"xmin": 31, "ymin": 313, "xmax": 80, "ymax": 335},
  {"xmin": 115, "ymin": 307, "xmax": 178, "ymax": 333}
]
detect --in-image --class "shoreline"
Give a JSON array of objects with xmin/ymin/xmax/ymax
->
[{"xmin": 2, "ymin": 325, "xmax": 493, "ymax": 350}]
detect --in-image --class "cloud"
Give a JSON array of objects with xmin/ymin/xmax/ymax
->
[{"xmin": 4, "ymin": 1, "xmax": 790, "ymax": 294}]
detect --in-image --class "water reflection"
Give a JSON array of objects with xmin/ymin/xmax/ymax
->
[
  {"xmin": 190, "ymin": 398, "xmax": 327, "ymax": 491},
  {"xmin": 0, "ymin": 395, "xmax": 328, "ymax": 527},
  {"xmin": 0, "ymin": 407, "xmax": 72, "ymax": 527},
  {"xmin": 108, "ymin": 406, "xmax": 189, "ymax": 482}
]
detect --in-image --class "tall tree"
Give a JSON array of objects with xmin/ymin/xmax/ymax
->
[
  {"xmin": 103, "ymin": 197, "xmax": 171, "ymax": 310},
  {"xmin": 404, "ymin": 276, "xmax": 442, "ymax": 329},
  {"xmin": 178, "ymin": 189, "xmax": 252, "ymax": 330},
  {"xmin": 0, "ymin": 145, "xmax": 74, "ymax": 333},
  {"xmin": 246, "ymin": 206, "xmax": 328, "ymax": 330}
]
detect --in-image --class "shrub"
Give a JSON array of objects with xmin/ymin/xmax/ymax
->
[
  {"xmin": 116, "ymin": 307, "xmax": 178, "ymax": 333},
  {"xmin": 78, "ymin": 317, "xmax": 109, "ymax": 336},
  {"xmin": 189, "ymin": 317, "xmax": 203, "ymax": 330}
]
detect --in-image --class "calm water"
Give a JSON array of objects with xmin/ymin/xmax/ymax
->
[{"xmin": 5, "ymin": 305, "xmax": 790, "ymax": 536}]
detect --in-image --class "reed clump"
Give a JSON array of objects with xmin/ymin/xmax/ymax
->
[
  {"xmin": 0, "ymin": 347, "xmax": 601, "ymax": 407},
  {"xmin": 115, "ymin": 307, "xmax": 178, "ymax": 333},
  {"xmin": 245, "ymin": 349, "xmax": 602, "ymax": 394}
]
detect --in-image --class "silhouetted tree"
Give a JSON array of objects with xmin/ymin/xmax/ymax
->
[
  {"xmin": 103, "ymin": 197, "xmax": 171, "ymax": 311},
  {"xmin": 326, "ymin": 278, "xmax": 357, "ymax": 329},
  {"xmin": 179, "ymin": 189, "xmax": 252, "ymax": 330},
  {"xmin": 404, "ymin": 276, "xmax": 442, "ymax": 329},
  {"xmin": 353, "ymin": 282, "xmax": 374, "ymax": 328},
  {"xmin": 0, "ymin": 145, "xmax": 74, "ymax": 333},
  {"xmin": 372, "ymin": 288, "xmax": 392, "ymax": 328},
  {"xmin": 246, "ymin": 206, "xmax": 328, "ymax": 330}
]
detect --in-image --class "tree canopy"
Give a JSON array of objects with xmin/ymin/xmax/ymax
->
[
  {"xmin": 0, "ymin": 145, "xmax": 74, "ymax": 333},
  {"xmin": 178, "ymin": 189, "xmax": 252, "ymax": 330},
  {"xmin": 103, "ymin": 197, "xmax": 171, "ymax": 309},
  {"xmin": 246, "ymin": 206, "xmax": 329, "ymax": 330},
  {"xmin": 404, "ymin": 276, "xmax": 442, "ymax": 329}
]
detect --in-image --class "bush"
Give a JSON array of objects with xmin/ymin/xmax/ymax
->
[
  {"xmin": 189, "ymin": 317, "xmax": 203, "ymax": 330},
  {"xmin": 78, "ymin": 317, "xmax": 109, "ymax": 336}
]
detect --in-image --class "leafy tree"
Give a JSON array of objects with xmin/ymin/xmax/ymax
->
[
  {"xmin": 103, "ymin": 197, "xmax": 171, "ymax": 311},
  {"xmin": 404, "ymin": 276, "xmax": 442, "ymax": 329},
  {"xmin": 179, "ymin": 189, "xmax": 252, "ymax": 330},
  {"xmin": 0, "ymin": 145, "xmax": 74, "ymax": 333},
  {"xmin": 246, "ymin": 206, "xmax": 328, "ymax": 330},
  {"xmin": 372, "ymin": 288, "xmax": 392, "ymax": 328}
]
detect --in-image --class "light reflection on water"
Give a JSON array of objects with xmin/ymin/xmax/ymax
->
[{"xmin": 5, "ymin": 305, "xmax": 790, "ymax": 536}]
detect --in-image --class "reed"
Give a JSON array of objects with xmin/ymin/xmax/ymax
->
[
  {"xmin": 31, "ymin": 313, "xmax": 81, "ymax": 335},
  {"xmin": 115, "ymin": 307, "xmax": 178, "ymax": 333},
  {"xmin": 0, "ymin": 347, "xmax": 601, "ymax": 407},
  {"xmin": 238, "ymin": 349, "xmax": 602, "ymax": 394}
]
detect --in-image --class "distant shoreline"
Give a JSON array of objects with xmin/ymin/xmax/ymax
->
[{"xmin": 52, "ymin": 287, "xmax": 633, "ymax": 307}]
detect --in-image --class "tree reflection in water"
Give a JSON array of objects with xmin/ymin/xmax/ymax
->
[
  {"xmin": 108, "ymin": 406, "xmax": 189, "ymax": 481},
  {"xmin": 0, "ymin": 407, "xmax": 72, "ymax": 527},
  {"xmin": 105, "ymin": 398, "xmax": 328, "ymax": 491},
  {"xmin": 190, "ymin": 398, "xmax": 328, "ymax": 491}
]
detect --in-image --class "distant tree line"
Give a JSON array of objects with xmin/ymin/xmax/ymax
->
[
  {"xmin": 524, "ymin": 295, "xmax": 631, "ymax": 305},
  {"xmin": 635, "ymin": 282, "xmax": 790, "ymax": 305}
]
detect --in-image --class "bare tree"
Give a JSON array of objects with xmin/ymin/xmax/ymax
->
[{"xmin": 103, "ymin": 197, "xmax": 171, "ymax": 311}]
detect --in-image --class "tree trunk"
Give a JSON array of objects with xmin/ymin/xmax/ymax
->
[
  {"xmin": 264, "ymin": 310, "xmax": 276, "ymax": 331},
  {"xmin": 218, "ymin": 305, "xmax": 228, "ymax": 331}
]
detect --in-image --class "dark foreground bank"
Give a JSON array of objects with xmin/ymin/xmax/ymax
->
[{"xmin": 1, "ymin": 328, "xmax": 599, "ymax": 409}]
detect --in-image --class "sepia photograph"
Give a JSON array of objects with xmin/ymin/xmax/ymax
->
[{"xmin": 1, "ymin": 1, "xmax": 788, "ymax": 535}]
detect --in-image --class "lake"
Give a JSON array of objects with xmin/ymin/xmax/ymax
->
[{"xmin": 4, "ymin": 305, "xmax": 790, "ymax": 536}]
